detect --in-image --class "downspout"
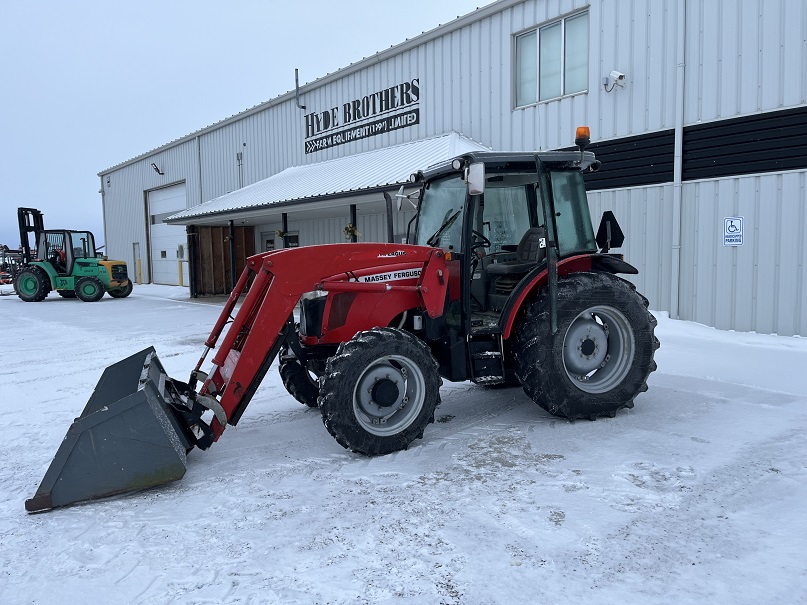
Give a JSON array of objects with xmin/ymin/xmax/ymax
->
[
  {"xmin": 295, "ymin": 69, "xmax": 306, "ymax": 110},
  {"xmin": 670, "ymin": 0, "xmax": 687, "ymax": 320},
  {"xmin": 99, "ymin": 176, "xmax": 107, "ymax": 257}
]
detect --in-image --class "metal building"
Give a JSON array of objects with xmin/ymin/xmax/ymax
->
[{"xmin": 98, "ymin": 0, "xmax": 807, "ymax": 336}]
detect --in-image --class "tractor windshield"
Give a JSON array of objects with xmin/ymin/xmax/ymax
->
[
  {"xmin": 415, "ymin": 176, "xmax": 466, "ymax": 251},
  {"xmin": 68, "ymin": 232, "xmax": 96, "ymax": 259}
]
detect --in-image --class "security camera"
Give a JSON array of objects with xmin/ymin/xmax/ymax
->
[{"xmin": 609, "ymin": 70, "xmax": 625, "ymax": 82}]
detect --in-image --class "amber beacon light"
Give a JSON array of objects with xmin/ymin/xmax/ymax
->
[{"xmin": 575, "ymin": 126, "xmax": 591, "ymax": 150}]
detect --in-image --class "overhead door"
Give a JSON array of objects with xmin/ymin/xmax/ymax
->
[{"xmin": 148, "ymin": 184, "xmax": 188, "ymax": 285}]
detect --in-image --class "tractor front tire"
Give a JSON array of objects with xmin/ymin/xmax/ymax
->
[
  {"xmin": 15, "ymin": 266, "xmax": 50, "ymax": 302},
  {"xmin": 515, "ymin": 272, "xmax": 659, "ymax": 421},
  {"xmin": 75, "ymin": 277, "xmax": 105, "ymax": 302},
  {"xmin": 108, "ymin": 280, "xmax": 133, "ymax": 298},
  {"xmin": 319, "ymin": 327, "xmax": 441, "ymax": 455},
  {"xmin": 279, "ymin": 358, "xmax": 320, "ymax": 408}
]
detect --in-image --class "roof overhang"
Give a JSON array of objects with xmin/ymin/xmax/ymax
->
[{"xmin": 165, "ymin": 132, "xmax": 489, "ymax": 226}]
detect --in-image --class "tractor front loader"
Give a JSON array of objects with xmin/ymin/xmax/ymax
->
[{"xmin": 26, "ymin": 128, "xmax": 659, "ymax": 513}]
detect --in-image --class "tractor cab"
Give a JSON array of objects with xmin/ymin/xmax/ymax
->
[
  {"xmin": 412, "ymin": 149, "xmax": 600, "ymax": 335},
  {"xmin": 36, "ymin": 230, "xmax": 97, "ymax": 276}
]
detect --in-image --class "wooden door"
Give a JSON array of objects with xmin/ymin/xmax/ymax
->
[{"xmin": 194, "ymin": 226, "xmax": 255, "ymax": 295}]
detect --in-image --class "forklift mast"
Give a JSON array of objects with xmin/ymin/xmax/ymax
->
[{"xmin": 17, "ymin": 207, "xmax": 44, "ymax": 265}]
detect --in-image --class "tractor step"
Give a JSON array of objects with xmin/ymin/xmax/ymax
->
[{"xmin": 468, "ymin": 335, "xmax": 506, "ymax": 386}]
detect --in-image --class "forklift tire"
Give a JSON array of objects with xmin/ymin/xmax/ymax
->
[
  {"xmin": 15, "ymin": 266, "xmax": 50, "ymax": 302},
  {"xmin": 319, "ymin": 327, "xmax": 441, "ymax": 455},
  {"xmin": 75, "ymin": 277, "xmax": 105, "ymax": 302},
  {"xmin": 57, "ymin": 290, "xmax": 77, "ymax": 298},
  {"xmin": 108, "ymin": 280, "xmax": 133, "ymax": 298},
  {"xmin": 279, "ymin": 359, "xmax": 320, "ymax": 408},
  {"xmin": 515, "ymin": 272, "xmax": 659, "ymax": 421}
]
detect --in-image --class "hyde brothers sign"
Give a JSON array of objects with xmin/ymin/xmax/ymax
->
[{"xmin": 304, "ymin": 78, "xmax": 420, "ymax": 154}]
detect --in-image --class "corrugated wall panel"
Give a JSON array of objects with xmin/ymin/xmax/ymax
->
[
  {"xmin": 101, "ymin": 139, "xmax": 199, "ymax": 282},
  {"xmin": 678, "ymin": 171, "xmax": 807, "ymax": 336},
  {"xmin": 263, "ymin": 207, "xmax": 418, "ymax": 250},
  {"xmin": 686, "ymin": 0, "xmax": 806, "ymax": 124},
  {"xmin": 586, "ymin": 184, "xmax": 674, "ymax": 314}
]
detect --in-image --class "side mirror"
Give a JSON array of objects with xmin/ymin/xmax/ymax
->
[
  {"xmin": 395, "ymin": 185, "xmax": 405, "ymax": 211},
  {"xmin": 465, "ymin": 162, "xmax": 485, "ymax": 196},
  {"xmin": 394, "ymin": 185, "xmax": 418, "ymax": 210}
]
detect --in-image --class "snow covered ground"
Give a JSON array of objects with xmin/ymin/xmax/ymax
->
[{"xmin": 1, "ymin": 283, "xmax": 805, "ymax": 604}]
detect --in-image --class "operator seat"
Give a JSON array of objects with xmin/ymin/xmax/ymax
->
[
  {"xmin": 487, "ymin": 227, "xmax": 547, "ymax": 277},
  {"xmin": 50, "ymin": 249, "xmax": 67, "ymax": 274}
]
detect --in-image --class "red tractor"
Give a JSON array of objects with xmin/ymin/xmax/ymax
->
[{"xmin": 26, "ymin": 129, "xmax": 659, "ymax": 512}]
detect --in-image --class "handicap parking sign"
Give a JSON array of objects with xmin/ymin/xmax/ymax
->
[{"xmin": 724, "ymin": 217, "xmax": 743, "ymax": 246}]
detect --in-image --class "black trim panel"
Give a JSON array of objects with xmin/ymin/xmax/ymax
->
[
  {"xmin": 561, "ymin": 129, "xmax": 675, "ymax": 191},
  {"xmin": 682, "ymin": 106, "xmax": 807, "ymax": 180}
]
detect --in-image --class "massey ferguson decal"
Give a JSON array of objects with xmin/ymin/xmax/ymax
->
[
  {"xmin": 353, "ymin": 268, "xmax": 422, "ymax": 283},
  {"xmin": 304, "ymin": 79, "xmax": 420, "ymax": 154},
  {"xmin": 378, "ymin": 251, "xmax": 407, "ymax": 258}
]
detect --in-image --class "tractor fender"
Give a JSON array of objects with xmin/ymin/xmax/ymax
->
[
  {"xmin": 500, "ymin": 254, "xmax": 640, "ymax": 340},
  {"xmin": 29, "ymin": 261, "xmax": 58, "ymax": 288},
  {"xmin": 591, "ymin": 253, "xmax": 639, "ymax": 275}
]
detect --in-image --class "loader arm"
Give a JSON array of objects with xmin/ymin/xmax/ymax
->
[{"xmin": 194, "ymin": 243, "xmax": 448, "ymax": 442}]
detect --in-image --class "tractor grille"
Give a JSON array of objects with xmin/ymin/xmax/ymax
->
[{"xmin": 111, "ymin": 264, "xmax": 128, "ymax": 280}]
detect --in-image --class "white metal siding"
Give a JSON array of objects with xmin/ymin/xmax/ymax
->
[
  {"xmin": 98, "ymin": 0, "xmax": 807, "ymax": 334},
  {"xmin": 587, "ymin": 184, "xmax": 676, "ymax": 316},
  {"xmin": 101, "ymin": 139, "xmax": 199, "ymax": 283},
  {"xmin": 679, "ymin": 171, "xmax": 807, "ymax": 336},
  {"xmin": 685, "ymin": 0, "xmax": 807, "ymax": 124},
  {"xmin": 255, "ymin": 207, "xmax": 417, "ymax": 249}
]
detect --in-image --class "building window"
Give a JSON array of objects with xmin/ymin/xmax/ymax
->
[{"xmin": 515, "ymin": 11, "xmax": 589, "ymax": 106}]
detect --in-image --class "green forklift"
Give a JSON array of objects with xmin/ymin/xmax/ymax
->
[{"xmin": 14, "ymin": 207, "xmax": 132, "ymax": 302}]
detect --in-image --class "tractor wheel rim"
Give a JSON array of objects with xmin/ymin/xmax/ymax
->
[
  {"xmin": 20, "ymin": 275, "xmax": 36, "ymax": 295},
  {"xmin": 353, "ymin": 354, "xmax": 426, "ymax": 437},
  {"xmin": 562, "ymin": 305, "xmax": 635, "ymax": 394}
]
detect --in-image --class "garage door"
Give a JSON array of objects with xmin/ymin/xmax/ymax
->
[{"xmin": 148, "ymin": 183, "xmax": 188, "ymax": 286}]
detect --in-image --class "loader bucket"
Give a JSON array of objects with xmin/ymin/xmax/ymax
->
[{"xmin": 25, "ymin": 347, "xmax": 194, "ymax": 513}]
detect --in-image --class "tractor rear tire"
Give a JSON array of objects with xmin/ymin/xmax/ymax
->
[
  {"xmin": 15, "ymin": 266, "xmax": 50, "ymax": 302},
  {"xmin": 279, "ymin": 358, "xmax": 320, "ymax": 408},
  {"xmin": 515, "ymin": 272, "xmax": 659, "ymax": 421},
  {"xmin": 57, "ymin": 290, "xmax": 77, "ymax": 298},
  {"xmin": 108, "ymin": 280, "xmax": 133, "ymax": 298},
  {"xmin": 75, "ymin": 277, "xmax": 105, "ymax": 302},
  {"xmin": 319, "ymin": 327, "xmax": 441, "ymax": 455}
]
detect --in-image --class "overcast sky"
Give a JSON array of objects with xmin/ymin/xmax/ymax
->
[{"xmin": 0, "ymin": 0, "xmax": 489, "ymax": 249}]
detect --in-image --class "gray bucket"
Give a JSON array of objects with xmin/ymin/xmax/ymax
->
[{"xmin": 25, "ymin": 347, "xmax": 194, "ymax": 513}]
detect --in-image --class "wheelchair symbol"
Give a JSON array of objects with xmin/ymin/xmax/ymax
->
[{"xmin": 724, "ymin": 217, "xmax": 744, "ymax": 246}]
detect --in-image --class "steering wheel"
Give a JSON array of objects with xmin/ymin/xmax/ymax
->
[{"xmin": 470, "ymin": 230, "xmax": 491, "ymax": 255}]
